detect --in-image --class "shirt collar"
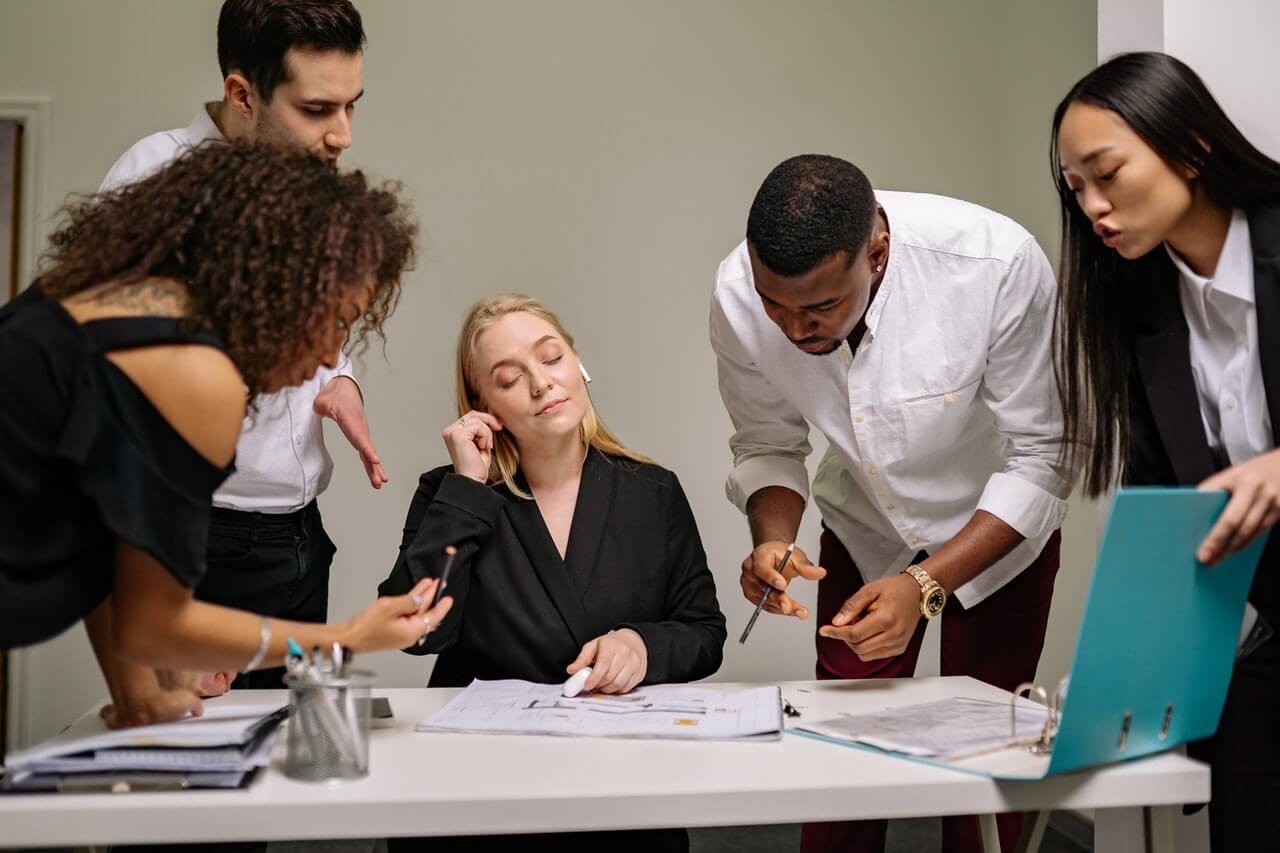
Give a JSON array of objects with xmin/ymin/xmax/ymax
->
[
  {"xmin": 862, "ymin": 205, "xmax": 896, "ymax": 338},
  {"xmin": 188, "ymin": 103, "xmax": 227, "ymax": 145},
  {"xmin": 1164, "ymin": 208, "xmax": 1254, "ymax": 305}
]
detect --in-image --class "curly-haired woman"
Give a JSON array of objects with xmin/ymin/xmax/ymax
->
[{"xmin": 0, "ymin": 140, "xmax": 451, "ymax": 727}]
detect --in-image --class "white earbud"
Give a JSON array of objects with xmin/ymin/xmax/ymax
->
[{"xmin": 579, "ymin": 362, "xmax": 592, "ymax": 384}]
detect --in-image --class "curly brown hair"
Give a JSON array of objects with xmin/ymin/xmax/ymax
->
[{"xmin": 37, "ymin": 139, "xmax": 416, "ymax": 398}]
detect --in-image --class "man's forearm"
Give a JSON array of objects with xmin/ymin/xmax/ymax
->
[
  {"xmin": 746, "ymin": 485, "xmax": 806, "ymax": 547},
  {"xmin": 920, "ymin": 509, "xmax": 1024, "ymax": 593}
]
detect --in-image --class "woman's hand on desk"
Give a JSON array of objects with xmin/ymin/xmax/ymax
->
[
  {"xmin": 567, "ymin": 629, "xmax": 648, "ymax": 694},
  {"xmin": 349, "ymin": 577, "xmax": 454, "ymax": 651},
  {"xmin": 100, "ymin": 668, "xmax": 204, "ymax": 729},
  {"xmin": 1198, "ymin": 449, "xmax": 1280, "ymax": 565},
  {"xmin": 157, "ymin": 669, "xmax": 234, "ymax": 698},
  {"xmin": 443, "ymin": 411, "xmax": 504, "ymax": 482},
  {"xmin": 740, "ymin": 542, "xmax": 825, "ymax": 620}
]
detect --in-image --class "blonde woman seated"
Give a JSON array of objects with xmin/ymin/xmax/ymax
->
[{"xmin": 379, "ymin": 294, "xmax": 725, "ymax": 852}]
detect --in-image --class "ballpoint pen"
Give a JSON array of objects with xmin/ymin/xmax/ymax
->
[
  {"xmin": 433, "ymin": 545, "xmax": 458, "ymax": 606},
  {"xmin": 739, "ymin": 543, "xmax": 795, "ymax": 644},
  {"xmin": 418, "ymin": 545, "xmax": 458, "ymax": 647}
]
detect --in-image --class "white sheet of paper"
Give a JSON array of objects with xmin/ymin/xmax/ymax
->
[
  {"xmin": 5, "ymin": 703, "xmax": 287, "ymax": 768},
  {"xmin": 797, "ymin": 696, "xmax": 1050, "ymax": 759},
  {"xmin": 417, "ymin": 679, "xmax": 783, "ymax": 740}
]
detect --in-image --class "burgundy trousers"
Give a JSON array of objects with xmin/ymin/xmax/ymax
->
[{"xmin": 801, "ymin": 527, "xmax": 1062, "ymax": 853}]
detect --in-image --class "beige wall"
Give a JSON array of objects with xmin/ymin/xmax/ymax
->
[{"xmin": 0, "ymin": 0, "xmax": 1096, "ymax": 747}]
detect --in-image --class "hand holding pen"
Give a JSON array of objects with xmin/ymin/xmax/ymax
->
[
  {"xmin": 345, "ymin": 576, "xmax": 453, "ymax": 652},
  {"xmin": 738, "ymin": 541, "xmax": 826, "ymax": 628},
  {"xmin": 417, "ymin": 546, "xmax": 458, "ymax": 647}
]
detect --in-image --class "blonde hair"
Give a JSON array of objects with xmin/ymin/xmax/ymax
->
[{"xmin": 455, "ymin": 293, "xmax": 651, "ymax": 498}]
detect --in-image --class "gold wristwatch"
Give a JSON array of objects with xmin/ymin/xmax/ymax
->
[{"xmin": 902, "ymin": 564, "xmax": 947, "ymax": 619}]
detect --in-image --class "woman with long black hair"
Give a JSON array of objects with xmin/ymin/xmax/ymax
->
[{"xmin": 1052, "ymin": 51, "xmax": 1280, "ymax": 847}]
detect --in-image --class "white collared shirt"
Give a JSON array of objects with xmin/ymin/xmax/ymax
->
[
  {"xmin": 1168, "ymin": 209, "xmax": 1274, "ymax": 466},
  {"xmin": 711, "ymin": 190, "xmax": 1073, "ymax": 607},
  {"xmin": 100, "ymin": 106, "xmax": 356, "ymax": 513}
]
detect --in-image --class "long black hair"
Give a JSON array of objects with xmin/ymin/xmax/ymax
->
[{"xmin": 1050, "ymin": 51, "xmax": 1280, "ymax": 496}]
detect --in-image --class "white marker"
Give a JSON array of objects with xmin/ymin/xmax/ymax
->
[{"xmin": 562, "ymin": 666, "xmax": 593, "ymax": 698}]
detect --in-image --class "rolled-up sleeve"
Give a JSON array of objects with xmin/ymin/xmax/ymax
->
[
  {"xmin": 314, "ymin": 352, "xmax": 361, "ymax": 399},
  {"xmin": 975, "ymin": 237, "xmax": 1076, "ymax": 539},
  {"xmin": 709, "ymin": 286, "xmax": 812, "ymax": 512}
]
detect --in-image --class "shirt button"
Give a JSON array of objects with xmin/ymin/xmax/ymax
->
[
  {"xmin": 944, "ymin": 392, "xmax": 955, "ymax": 403},
  {"xmin": 296, "ymin": 435, "xmax": 304, "ymax": 443},
  {"xmin": 855, "ymin": 413, "xmax": 865, "ymax": 423},
  {"xmin": 886, "ymin": 503, "xmax": 896, "ymax": 512},
  {"xmin": 911, "ymin": 536, "xmax": 921, "ymax": 546},
  {"xmin": 867, "ymin": 465, "xmax": 877, "ymax": 476},
  {"xmin": 1225, "ymin": 397, "xmax": 1238, "ymax": 410}
]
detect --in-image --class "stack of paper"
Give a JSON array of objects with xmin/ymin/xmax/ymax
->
[
  {"xmin": 418, "ymin": 679, "xmax": 783, "ymax": 740},
  {"xmin": 796, "ymin": 697, "xmax": 1051, "ymax": 760},
  {"xmin": 2, "ymin": 703, "xmax": 287, "ymax": 792}
]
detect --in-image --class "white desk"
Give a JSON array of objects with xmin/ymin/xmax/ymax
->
[{"xmin": 0, "ymin": 677, "xmax": 1208, "ymax": 851}]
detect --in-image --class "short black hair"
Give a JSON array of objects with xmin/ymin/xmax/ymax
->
[
  {"xmin": 217, "ymin": 0, "xmax": 366, "ymax": 102},
  {"xmin": 746, "ymin": 154, "xmax": 876, "ymax": 277}
]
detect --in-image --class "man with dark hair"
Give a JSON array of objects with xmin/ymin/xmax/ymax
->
[
  {"xmin": 712, "ymin": 155, "xmax": 1073, "ymax": 853},
  {"xmin": 100, "ymin": 0, "xmax": 380, "ymax": 696}
]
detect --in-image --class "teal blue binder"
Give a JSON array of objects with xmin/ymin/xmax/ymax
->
[
  {"xmin": 794, "ymin": 487, "xmax": 1268, "ymax": 779},
  {"xmin": 1043, "ymin": 487, "xmax": 1265, "ymax": 775}
]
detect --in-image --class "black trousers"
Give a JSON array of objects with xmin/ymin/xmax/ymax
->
[
  {"xmin": 1188, "ymin": 629, "xmax": 1280, "ymax": 852},
  {"xmin": 198, "ymin": 501, "xmax": 335, "ymax": 689}
]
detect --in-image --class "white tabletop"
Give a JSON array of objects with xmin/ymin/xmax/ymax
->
[{"xmin": 0, "ymin": 677, "xmax": 1209, "ymax": 847}]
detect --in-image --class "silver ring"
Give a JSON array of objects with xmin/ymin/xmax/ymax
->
[{"xmin": 422, "ymin": 615, "xmax": 433, "ymax": 633}]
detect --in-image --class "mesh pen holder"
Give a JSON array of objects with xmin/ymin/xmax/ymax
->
[{"xmin": 284, "ymin": 669, "xmax": 374, "ymax": 783}]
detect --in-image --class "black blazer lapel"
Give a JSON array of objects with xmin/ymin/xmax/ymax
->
[
  {"xmin": 503, "ymin": 484, "xmax": 594, "ymax": 648},
  {"xmin": 1248, "ymin": 204, "xmax": 1280, "ymax": 438},
  {"xmin": 1133, "ymin": 261, "xmax": 1219, "ymax": 485},
  {"xmin": 563, "ymin": 448, "xmax": 616, "ymax": 597}
]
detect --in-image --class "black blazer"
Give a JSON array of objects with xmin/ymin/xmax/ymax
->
[
  {"xmin": 378, "ymin": 448, "xmax": 727, "ymax": 687},
  {"xmin": 1126, "ymin": 202, "xmax": 1280, "ymax": 625}
]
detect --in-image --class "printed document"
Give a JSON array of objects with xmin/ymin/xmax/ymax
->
[
  {"xmin": 797, "ymin": 697, "xmax": 1051, "ymax": 759},
  {"xmin": 418, "ymin": 679, "xmax": 783, "ymax": 740}
]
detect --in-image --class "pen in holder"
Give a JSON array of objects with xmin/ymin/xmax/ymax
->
[{"xmin": 284, "ymin": 660, "xmax": 375, "ymax": 784}]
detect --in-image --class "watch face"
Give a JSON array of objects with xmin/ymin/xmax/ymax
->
[{"xmin": 925, "ymin": 588, "xmax": 946, "ymax": 615}]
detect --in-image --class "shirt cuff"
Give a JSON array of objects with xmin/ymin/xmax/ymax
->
[
  {"xmin": 725, "ymin": 455, "xmax": 811, "ymax": 514},
  {"xmin": 976, "ymin": 472, "xmax": 1068, "ymax": 541},
  {"xmin": 434, "ymin": 473, "xmax": 507, "ymax": 525}
]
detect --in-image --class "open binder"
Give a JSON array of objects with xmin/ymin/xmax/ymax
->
[{"xmin": 795, "ymin": 487, "xmax": 1269, "ymax": 779}]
